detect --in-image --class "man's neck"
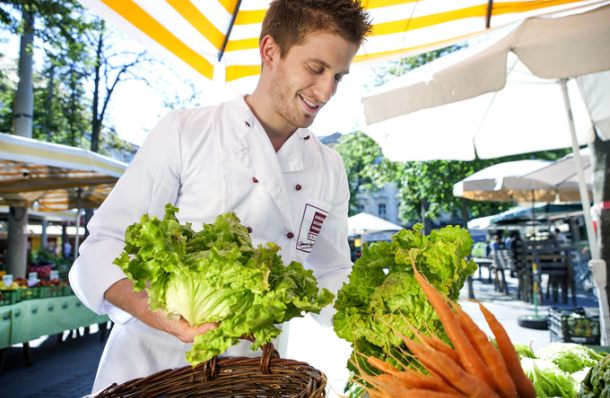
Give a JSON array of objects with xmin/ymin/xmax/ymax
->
[{"xmin": 244, "ymin": 93, "xmax": 295, "ymax": 152}]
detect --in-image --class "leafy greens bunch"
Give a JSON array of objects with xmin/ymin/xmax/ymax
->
[
  {"xmin": 333, "ymin": 224, "xmax": 476, "ymax": 380},
  {"xmin": 114, "ymin": 204, "xmax": 334, "ymax": 365}
]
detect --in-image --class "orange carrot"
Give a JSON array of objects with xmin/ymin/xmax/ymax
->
[
  {"xmin": 367, "ymin": 356, "xmax": 402, "ymax": 374},
  {"xmin": 402, "ymin": 336, "xmax": 500, "ymax": 398},
  {"xmin": 367, "ymin": 356, "xmax": 461, "ymax": 395},
  {"xmin": 382, "ymin": 388, "xmax": 463, "ymax": 398},
  {"xmin": 450, "ymin": 301, "xmax": 517, "ymax": 398},
  {"xmin": 407, "ymin": 324, "xmax": 461, "ymax": 364},
  {"xmin": 395, "ymin": 368, "xmax": 462, "ymax": 394},
  {"xmin": 478, "ymin": 303, "xmax": 536, "ymax": 398},
  {"xmin": 367, "ymin": 376, "xmax": 464, "ymax": 398},
  {"xmin": 412, "ymin": 265, "xmax": 495, "ymax": 388}
]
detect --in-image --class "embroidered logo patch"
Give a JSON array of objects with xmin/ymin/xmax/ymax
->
[{"xmin": 296, "ymin": 204, "xmax": 329, "ymax": 253}]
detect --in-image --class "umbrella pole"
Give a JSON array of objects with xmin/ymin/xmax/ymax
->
[
  {"xmin": 559, "ymin": 78, "xmax": 609, "ymax": 344},
  {"xmin": 74, "ymin": 188, "xmax": 82, "ymax": 261}
]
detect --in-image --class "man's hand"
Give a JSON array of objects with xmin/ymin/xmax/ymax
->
[{"xmin": 104, "ymin": 278, "xmax": 217, "ymax": 343}]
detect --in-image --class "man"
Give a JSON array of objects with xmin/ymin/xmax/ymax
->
[{"xmin": 69, "ymin": 0, "xmax": 371, "ymax": 392}]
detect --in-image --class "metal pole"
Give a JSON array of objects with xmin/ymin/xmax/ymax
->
[
  {"xmin": 73, "ymin": 188, "xmax": 82, "ymax": 260},
  {"xmin": 559, "ymin": 78, "xmax": 609, "ymax": 344}
]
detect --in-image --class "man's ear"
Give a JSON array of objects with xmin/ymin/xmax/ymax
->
[{"xmin": 260, "ymin": 34, "xmax": 279, "ymax": 70}]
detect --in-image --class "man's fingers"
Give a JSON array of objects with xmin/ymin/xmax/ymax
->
[
  {"xmin": 196, "ymin": 322, "xmax": 218, "ymax": 334},
  {"xmin": 175, "ymin": 321, "xmax": 218, "ymax": 343}
]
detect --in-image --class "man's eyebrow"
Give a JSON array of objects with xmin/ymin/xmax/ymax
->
[{"xmin": 308, "ymin": 58, "xmax": 350, "ymax": 76}]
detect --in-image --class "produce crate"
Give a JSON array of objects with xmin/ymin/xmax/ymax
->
[
  {"xmin": 48, "ymin": 285, "xmax": 64, "ymax": 297},
  {"xmin": 20, "ymin": 287, "xmax": 42, "ymax": 300},
  {"xmin": 37, "ymin": 286, "xmax": 51, "ymax": 298},
  {"xmin": 0, "ymin": 289, "xmax": 22, "ymax": 306},
  {"xmin": 549, "ymin": 307, "xmax": 600, "ymax": 344},
  {"xmin": 61, "ymin": 285, "xmax": 73, "ymax": 296}
]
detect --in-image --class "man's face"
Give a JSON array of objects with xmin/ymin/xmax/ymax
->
[{"xmin": 267, "ymin": 32, "xmax": 359, "ymax": 130}]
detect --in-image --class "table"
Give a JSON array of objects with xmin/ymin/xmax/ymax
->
[
  {"xmin": 472, "ymin": 257, "xmax": 493, "ymax": 282},
  {"xmin": 0, "ymin": 295, "xmax": 108, "ymax": 367}
]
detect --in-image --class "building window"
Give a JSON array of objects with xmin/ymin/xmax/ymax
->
[{"xmin": 378, "ymin": 203, "xmax": 386, "ymax": 219}]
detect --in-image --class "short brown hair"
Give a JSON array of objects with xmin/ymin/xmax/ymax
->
[{"xmin": 260, "ymin": 0, "xmax": 371, "ymax": 57}]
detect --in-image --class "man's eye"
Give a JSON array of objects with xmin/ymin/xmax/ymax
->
[{"xmin": 308, "ymin": 66, "xmax": 323, "ymax": 75}]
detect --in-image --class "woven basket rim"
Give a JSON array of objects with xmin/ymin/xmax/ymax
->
[{"xmin": 95, "ymin": 343, "xmax": 327, "ymax": 397}]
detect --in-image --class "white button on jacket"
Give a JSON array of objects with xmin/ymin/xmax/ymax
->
[{"xmin": 69, "ymin": 97, "xmax": 352, "ymax": 393}]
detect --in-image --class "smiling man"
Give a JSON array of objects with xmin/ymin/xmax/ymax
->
[{"xmin": 69, "ymin": 0, "xmax": 371, "ymax": 393}]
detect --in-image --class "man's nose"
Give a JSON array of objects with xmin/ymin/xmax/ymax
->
[{"xmin": 314, "ymin": 75, "xmax": 337, "ymax": 104}]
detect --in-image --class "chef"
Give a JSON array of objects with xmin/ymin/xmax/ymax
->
[{"xmin": 69, "ymin": 0, "xmax": 371, "ymax": 393}]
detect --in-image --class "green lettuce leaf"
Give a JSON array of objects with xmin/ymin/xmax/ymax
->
[
  {"xmin": 536, "ymin": 343, "xmax": 605, "ymax": 374},
  {"xmin": 521, "ymin": 358, "xmax": 578, "ymax": 398},
  {"xmin": 579, "ymin": 354, "xmax": 610, "ymax": 398}
]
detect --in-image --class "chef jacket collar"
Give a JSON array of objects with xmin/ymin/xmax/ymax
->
[{"xmin": 236, "ymin": 95, "xmax": 306, "ymax": 173}]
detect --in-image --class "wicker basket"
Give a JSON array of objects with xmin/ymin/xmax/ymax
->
[{"xmin": 94, "ymin": 343, "xmax": 327, "ymax": 397}]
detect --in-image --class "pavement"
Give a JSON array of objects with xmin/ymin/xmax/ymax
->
[
  {"xmin": 0, "ymin": 327, "xmax": 106, "ymax": 398},
  {"xmin": 0, "ymin": 268, "xmax": 600, "ymax": 397}
]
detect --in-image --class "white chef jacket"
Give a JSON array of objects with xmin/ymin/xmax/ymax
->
[{"xmin": 69, "ymin": 96, "xmax": 352, "ymax": 393}]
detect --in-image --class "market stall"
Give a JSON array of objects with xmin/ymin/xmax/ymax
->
[
  {"xmin": 0, "ymin": 132, "xmax": 127, "ymax": 278},
  {"xmin": 0, "ymin": 291, "xmax": 109, "ymax": 367}
]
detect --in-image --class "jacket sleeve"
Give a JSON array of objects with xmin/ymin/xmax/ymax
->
[
  {"xmin": 68, "ymin": 111, "xmax": 183, "ymax": 324},
  {"xmin": 305, "ymin": 150, "xmax": 352, "ymax": 327}
]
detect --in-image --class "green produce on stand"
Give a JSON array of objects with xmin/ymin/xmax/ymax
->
[
  {"xmin": 521, "ymin": 357, "xmax": 579, "ymax": 398},
  {"xmin": 514, "ymin": 342, "xmax": 537, "ymax": 359},
  {"xmin": 579, "ymin": 354, "xmax": 610, "ymax": 398},
  {"xmin": 537, "ymin": 343, "xmax": 605, "ymax": 374}
]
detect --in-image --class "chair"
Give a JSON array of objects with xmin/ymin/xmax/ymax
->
[
  {"xmin": 491, "ymin": 249, "xmax": 512, "ymax": 294},
  {"xmin": 525, "ymin": 241, "xmax": 576, "ymax": 305}
]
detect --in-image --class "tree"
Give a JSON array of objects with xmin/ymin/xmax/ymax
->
[
  {"xmin": 0, "ymin": 0, "xmax": 91, "ymax": 278},
  {"xmin": 335, "ymin": 131, "xmax": 389, "ymax": 215},
  {"xmin": 333, "ymin": 127, "xmax": 570, "ymax": 231}
]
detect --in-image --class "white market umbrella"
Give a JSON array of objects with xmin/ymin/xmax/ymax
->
[
  {"xmin": 363, "ymin": 3, "xmax": 610, "ymax": 342},
  {"xmin": 467, "ymin": 215, "xmax": 494, "ymax": 230},
  {"xmin": 363, "ymin": 4, "xmax": 610, "ymax": 161},
  {"xmin": 78, "ymin": 0, "xmax": 604, "ymax": 83},
  {"xmin": 348, "ymin": 212, "xmax": 402, "ymax": 236},
  {"xmin": 454, "ymin": 155, "xmax": 593, "ymax": 202},
  {"xmin": 453, "ymin": 159, "xmax": 555, "ymax": 202},
  {"xmin": 521, "ymin": 148, "xmax": 593, "ymax": 201}
]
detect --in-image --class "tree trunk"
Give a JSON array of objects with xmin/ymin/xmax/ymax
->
[
  {"xmin": 45, "ymin": 63, "xmax": 55, "ymax": 140},
  {"xmin": 91, "ymin": 29, "xmax": 103, "ymax": 153},
  {"xmin": 13, "ymin": 9, "xmax": 34, "ymax": 138},
  {"xmin": 421, "ymin": 199, "xmax": 432, "ymax": 234},
  {"xmin": 7, "ymin": 206, "xmax": 28, "ymax": 279},
  {"xmin": 459, "ymin": 199, "xmax": 469, "ymax": 228},
  {"xmin": 8, "ymin": 9, "xmax": 35, "ymax": 279},
  {"xmin": 592, "ymin": 135, "xmax": 610, "ymax": 300},
  {"xmin": 68, "ymin": 65, "xmax": 78, "ymax": 146}
]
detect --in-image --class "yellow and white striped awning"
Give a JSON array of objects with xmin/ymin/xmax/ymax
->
[
  {"xmin": 0, "ymin": 132, "xmax": 126, "ymax": 210},
  {"xmin": 79, "ymin": 0, "xmax": 608, "ymax": 83}
]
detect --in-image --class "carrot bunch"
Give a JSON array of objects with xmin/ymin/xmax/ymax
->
[{"xmin": 361, "ymin": 264, "xmax": 536, "ymax": 398}]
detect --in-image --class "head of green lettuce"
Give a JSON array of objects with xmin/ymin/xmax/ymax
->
[
  {"xmin": 332, "ymin": 224, "xmax": 477, "ymax": 377},
  {"xmin": 114, "ymin": 204, "xmax": 334, "ymax": 365}
]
